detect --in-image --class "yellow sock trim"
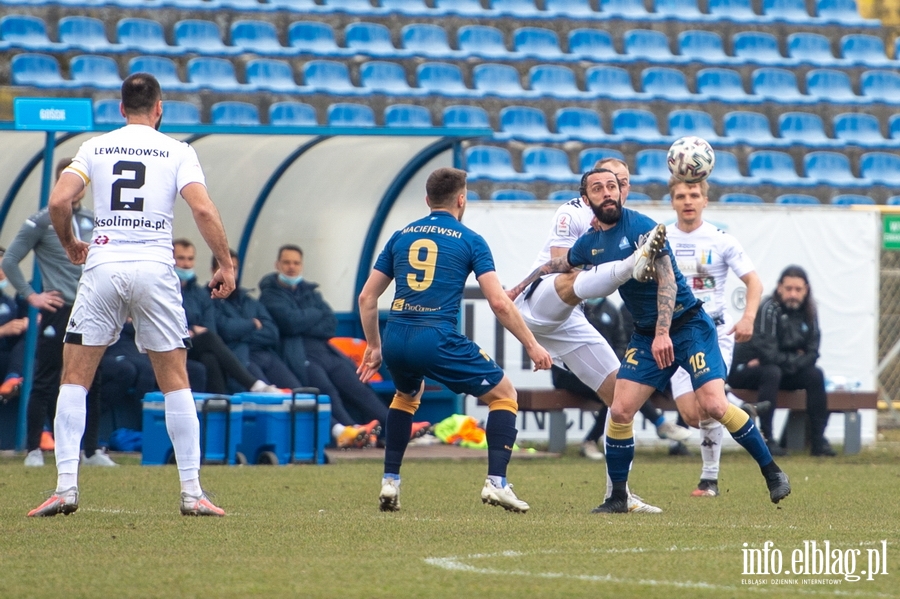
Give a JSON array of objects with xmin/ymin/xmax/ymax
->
[
  {"xmin": 487, "ymin": 397, "xmax": 518, "ymax": 415},
  {"xmin": 389, "ymin": 393, "xmax": 420, "ymax": 415},
  {"xmin": 719, "ymin": 404, "xmax": 750, "ymax": 433},
  {"xmin": 606, "ymin": 419, "xmax": 634, "ymax": 440}
]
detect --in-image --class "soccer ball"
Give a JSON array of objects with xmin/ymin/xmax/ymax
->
[{"xmin": 666, "ymin": 136, "xmax": 716, "ymax": 184}]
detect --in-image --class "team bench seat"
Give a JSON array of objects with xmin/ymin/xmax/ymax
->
[{"xmin": 499, "ymin": 388, "xmax": 876, "ymax": 455}]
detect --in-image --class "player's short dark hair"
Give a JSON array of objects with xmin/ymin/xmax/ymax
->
[
  {"xmin": 667, "ymin": 176, "xmax": 709, "ymax": 196},
  {"xmin": 579, "ymin": 168, "xmax": 620, "ymax": 198},
  {"xmin": 277, "ymin": 244, "xmax": 303, "ymax": 261},
  {"xmin": 212, "ymin": 249, "xmax": 239, "ymax": 272},
  {"xmin": 121, "ymin": 73, "xmax": 161, "ymax": 116},
  {"xmin": 55, "ymin": 158, "xmax": 73, "ymax": 181},
  {"xmin": 594, "ymin": 157, "xmax": 628, "ymax": 171},
  {"xmin": 426, "ymin": 167, "xmax": 467, "ymax": 207},
  {"xmin": 173, "ymin": 238, "xmax": 194, "ymax": 249}
]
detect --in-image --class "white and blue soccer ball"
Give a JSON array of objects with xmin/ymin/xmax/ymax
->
[{"xmin": 666, "ymin": 136, "xmax": 716, "ymax": 184}]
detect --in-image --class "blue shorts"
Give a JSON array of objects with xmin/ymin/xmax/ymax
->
[
  {"xmin": 617, "ymin": 310, "xmax": 727, "ymax": 392},
  {"xmin": 382, "ymin": 322, "xmax": 505, "ymax": 398}
]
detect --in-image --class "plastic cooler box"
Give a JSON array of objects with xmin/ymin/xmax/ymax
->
[
  {"xmin": 236, "ymin": 389, "xmax": 330, "ymax": 465},
  {"xmin": 141, "ymin": 392, "xmax": 243, "ymax": 465}
]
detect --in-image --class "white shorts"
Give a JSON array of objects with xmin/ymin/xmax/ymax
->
[
  {"xmin": 66, "ymin": 261, "xmax": 190, "ymax": 353},
  {"xmin": 671, "ymin": 312, "xmax": 735, "ymax": 398},
  {"xmin": 515, "ymin": 274, "xmax": 619, "ymax": 390}
]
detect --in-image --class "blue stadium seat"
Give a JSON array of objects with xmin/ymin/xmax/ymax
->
[
  {"xmin": 529, "ymin": 65, "xmax": 582, "ymax": 98},
  {"xmin": 268, "ymin": 0, "xmax": 319, "ymax": 9},
  {"xmin": 288, "ymin": 21, "xmax": 343, "ymax": 55},
  {"xmin": 555, "ymin": 107, "xmax": 610, "ymax": 142},
  {"xmin": 491, "ymin": 189, "xmax": 537, "ymax": 200},
  {"xmin": 568, "ymin": 29, "xmax": 616, "ymax": 60},
  {"xmin": 654, "ymin": 0, "xmax": 704, "ymax": 20},
  {"xmin": 457, "ymin": 25, "xmax": 508, "ymax": 58},
  {"xmin": 817, "ymin": 0, "xmax": 879, "ymax": 25},
  {"xmin": 465, "ymin": 145, "xmax": 526, "ymax": 181},
  {"xmin": 723, "ymin": 110, "xmax": 776, "ymax": 144},
  {"xmin": 786, "ymin": 33, "xmax": 838, "ymax": 65},
  {"xmin": 473, "ymin": 63, "xmax": 528, "ymax": 97},
  {"xmin": 748, "ymin": 150, "xmax": 807, "ymax": 185},
  {"xmin": 831, "ymin": 194, "xmax": 874, "ymax": 205},
  {"xmin": 762, "ymin": 0, "xmax": 811, "ymax": 22},
  {"xmin": 442, "ymin": 105, "xmax": 491, "ymax": 128},
  {"xmin": 806, "ymin": 69, "xmax": 860, "ymax": 103},
  {"xmin": 70, "ymin": 55, "xmax": 122, "ymax": 89},
  {"xmin": 696, "ymin": 68, "xmax": 753, "ymax": 102},
  {"xmin": 380, "ymin": 0, "xmax": 433, "ymax": 14},
  {"xmin": 752, "ymin": 68, "xmax": 810, "ymax": 102},
  {"xmin": 345, "ymin": 22, "xmax": 398, "ymax": 56},
  {"xmin": 514, "ymin": 27, "xmax": 564, "ymax": 59},
  {"xmin": 804, "ymin": 151, "xmax": 865, "ymax": 185},
  {"xmin": 401, "ymin": 24, "xmax": 455, "ymax": 57},
  {"xmin": 327, "ymin": 103, "xmax": 376, "ymax": 127},
  {"xmin": 707, "ymin": 151, "xmax": 751, "ymax": 184},
  {"xmin": 633, "ymin": 150, "xmax": 670, "ymax": 184},
  {"xmin": 841, "ymin": 34, "xmax": 893, "ymax": 66},
  {"xmin": 416, "ymin": 62, "xmax": 470, "ymax": 95},
  {"xmin": 585, "ymin": 66, "xmax": 643, "ymax": 100},
  {"xmin": 833, "ymin": 113, "xmax": 886, "ymax": 146},
  {"xmin": 678, "ymin": 30, "xmax": 730, "ymax": 63},
  {"xmin": 889, "ymin": 196, "xmax": 900, "ymax": 205},
  {"xmin": 211, "ymin": 102, "xmax": 260, "ymax": 126},
  {"xmin": 641, "ymin": 67, "xmax": 694, "ymax": 100},
  {"xmin": 707, "ymin": 0, "xmax": 758, "ymax": 20},
  {"xmin": 491, "ymin": 0, "xmax": 540, "ymax": 16},
  {"xmin": 545, "ymin": 0, "xmax": 596, "ymax": 17},
  {"xmin": 720, "ymin": 193, "xmax": 764, "ymax": 203},
  {"xmin": 360, "ymin": 61, "xmax": 416, "ymax": 94},
  {"xmin": 175, "ymin": 20, "xmax": 238, "ymax": 55},
  {"xmin": 187, "ymin": 57, "xmax": 245, "ymax": 91},
  {"xmin": 269, "ymin": 101, "xmax": 318, "ymax": 126},
  {"xmin": 776, "ymin": 194, "xmax": 820, "ymax": 204},
  {"xmin": 59, "ymin": 16, "xmax": 121, "ymax": 52},
  {"xmin": 578, "ymin": 148, "xmax": 625, "ymax": 172},
  {"xmin": 733, "ymin": 32, "xmax": 786, "ymax": 65},
  {"xmin": 467, "ymin": 190, "xmax": 481, "ymax": 200},
  {"xmin": 498, "ymin": 106, "xmax": 559, "ymax": 141},
  {"xmin": 522, "ymin": 147, "xmax": 577, "ymax": 182},
  {"xmin": 246, "ymin": 59, "xmax": 299, "ymax": 92},
  {"xmin": 129, "ymin": 56, "xmax": 196, "ymax": 92},
  {"xmin": 548, "ymin": 190, "xmax": 581, "ymax": 201},
  {"xmin": 434, "ymin": 0, "xmax": 490, "ymax": 15},
  {"xmin": 777, "ymin": 112, "xmax": 833, "ymax": 146},
  {"xmin": 601, "ymin": 0, "xmax": 654, "ymax": 18},
  {"xmin": 319, "ymin": 0, "xmax": 380, "ymax": 13},
  {"xmin": 891, "ymin": 115, "xmax": 900, "ymax": 140},
  {"xmin": 94, "ymin": 99, "xmax": 126, "ymax": 125},
  {"xmin": 384, "ymin": 104, "xmax": 433, "ymax": 127},
  {"xmin": 1, "ymin": 15, "xmax": 60, "ymax": 51},
  {"xmin": 231, "ymin": 20, "xmax": 286, "ymax": 55},
  {"xmin": 627, "ymin": 192, "xmax": 653, "ymax": 202},
  {"xmin": 624, "ymin": 29, "xmax": 675, "ymax": 61},
  {"xmin": 860, "ymin": 152, "xmax": 900, "ymax": 184},
  {"xmin": 860, "ymin": 70, "xmax": 900, "ymax": 103},
  {"xmin": 612, "ymin": 109, "xmax": 663, "ymax": 141},
  {"xmin": 218, "ymin": 0, "xmax": 276, "ymax": 11},
  {"xmin": 11, "ymin": 53, "xmax": 71, "ymax": 88},
  {"xmin": 303, "ymin": 60, "xmax": 358, "ymax": 93},
  {"xmin": 668, "ymin": 109, "xmax": 720, "ymax": 140},
  {"xmin": 117, "ymin": 18, "xmax": 174, "ymax": 54},
  {"xmin": 163, "ymin": 101, "xmax": 201, "ymax": 125}
]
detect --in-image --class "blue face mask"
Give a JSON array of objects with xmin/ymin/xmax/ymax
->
[
  {"xmin": 278, "ymin": 273, "xmax": 303, "ymax": 286},
  {"xmin": 0, "ymin": 279, "xmax": 8, "ymax": 290},
  {"xmin": 175, "ymin": 267, "xmax": 196, "ymax": 282}
]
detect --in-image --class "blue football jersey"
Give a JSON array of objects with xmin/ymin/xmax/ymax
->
[
  {"xmin": 374, "ymin": 211, "xmax": 495, "ymax": 328},
  {"xmin": 568, "ymin": 208, "xmax": 698, "ymax": 330}
]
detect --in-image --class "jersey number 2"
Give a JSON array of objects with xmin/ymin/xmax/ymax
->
[
  {"xmin": 111, "ymin": 161, "xmax": 145, "ymax": 211},
  {"xmin": 407, "ymin": 239, "xmax": 438, "ymax": 291}
]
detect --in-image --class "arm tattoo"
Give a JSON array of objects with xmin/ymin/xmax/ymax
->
[
  {"xmin": 508, "ymin": 256, "xmax": 573, "ymax": 299},
  {"xmin": 655, "ymin": 256, "xmax": 676, "ymax": 335}
]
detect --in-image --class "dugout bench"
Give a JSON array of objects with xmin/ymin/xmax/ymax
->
[{"xmin": 505, "ymin": 388, "xmax": 877, "ymax": 455}]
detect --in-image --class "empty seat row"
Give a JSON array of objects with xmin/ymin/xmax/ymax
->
[
  {"xmin": 13, "ymin": 53, "xmax": 900, "ymax": 108},
  {"xmin": 474, "ymin": 190, "xmax": 883, "ymax": 204},
  {"xmin": 465, "ymin": 145, "xmax": 900, "ymax": 188},
  {"xmin": 0, "ymin": 0, "xmax": 878, "ymax": 25},
  {"xmin": 1, "ymin": 15, "xmax": 890, "ymax": 66}
]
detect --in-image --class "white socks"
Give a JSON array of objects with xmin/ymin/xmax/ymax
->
[
  {"xmin": 54, "ymin": 384, "xmax": 87, "ymax": 492},
  {"xmin": 699, "ymin": 419, "xmax": 724, "ymax": 481},
  {"xmin": 573, "ymin": 259, "xmax": 634, "ymax": 300},
  {"xmin": 164, "ymin": 388, "xmax": 201, "ymax": 485},
  {"xmin": 250, "ymin": 380, "xmax": 268, "ymax": 392},
  {"xmin": 332, "ymin": 424, "xmax": 346, "ymax": 440}
]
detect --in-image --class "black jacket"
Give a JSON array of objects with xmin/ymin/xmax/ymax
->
[
  {"xmin": 258, "ymin": 273, "xmax": 337, "ymax": 341},
  {"xmin": 180, "ymin": 276, "xmax": 217, "ymax": 333},
  {"xmin": 733, "ymin": 294, "xmax": 819, "ymax": 375},
  {"xmin": 214, "ymin": 288, "xmax": 280, "ymax": 362}
]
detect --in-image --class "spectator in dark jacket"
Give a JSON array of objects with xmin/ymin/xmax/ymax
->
[
  {"xmin": 728, "ymin": 265, "xmax": 833, "ymax": 457},
  {"xmin": 0, "ymin": 251, "xmax": 29, "ymax": 402}
]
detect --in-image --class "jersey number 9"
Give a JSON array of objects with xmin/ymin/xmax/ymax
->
[{"xmin": 406, "ymin": 239, "xmax": 438, "ymax": 292}]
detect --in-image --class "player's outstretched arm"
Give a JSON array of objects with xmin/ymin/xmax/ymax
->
[
  {"xmin": 505, "ymin": 255, "xmax": 573, "ymax": 301},
  {"xmin": 479, "ymin": 271, "xmax": 552, "ymax": 371},
  {"xmin": 357, "ymin": 269, "xmax": 392, "ymax": 383},
  {"xmin": 181, "ymin": 182, "xmax": 234, "ymax": 299},
  {"xmin": 731, "ymin": 270, "xmax": 762, "ymax": 343},
  {"xmin": 652, "ymin": 255, "xmax": 676, "ymax": 369},
  {"xmin": 49, "ymin": 172, "xmax": 90, "ymax": 265}
]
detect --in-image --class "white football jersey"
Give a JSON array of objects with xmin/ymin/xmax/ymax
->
[
  {"xmin": 667, "ymin": 220, "xmax": 755, "ymax": 315},
  {"xmin": 65, "ymin": 124, "xmax": 205, "ymax": 270},
  {"xmin": 530, "ymin": 196, "xmax": 594, "ymax": 271}
]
